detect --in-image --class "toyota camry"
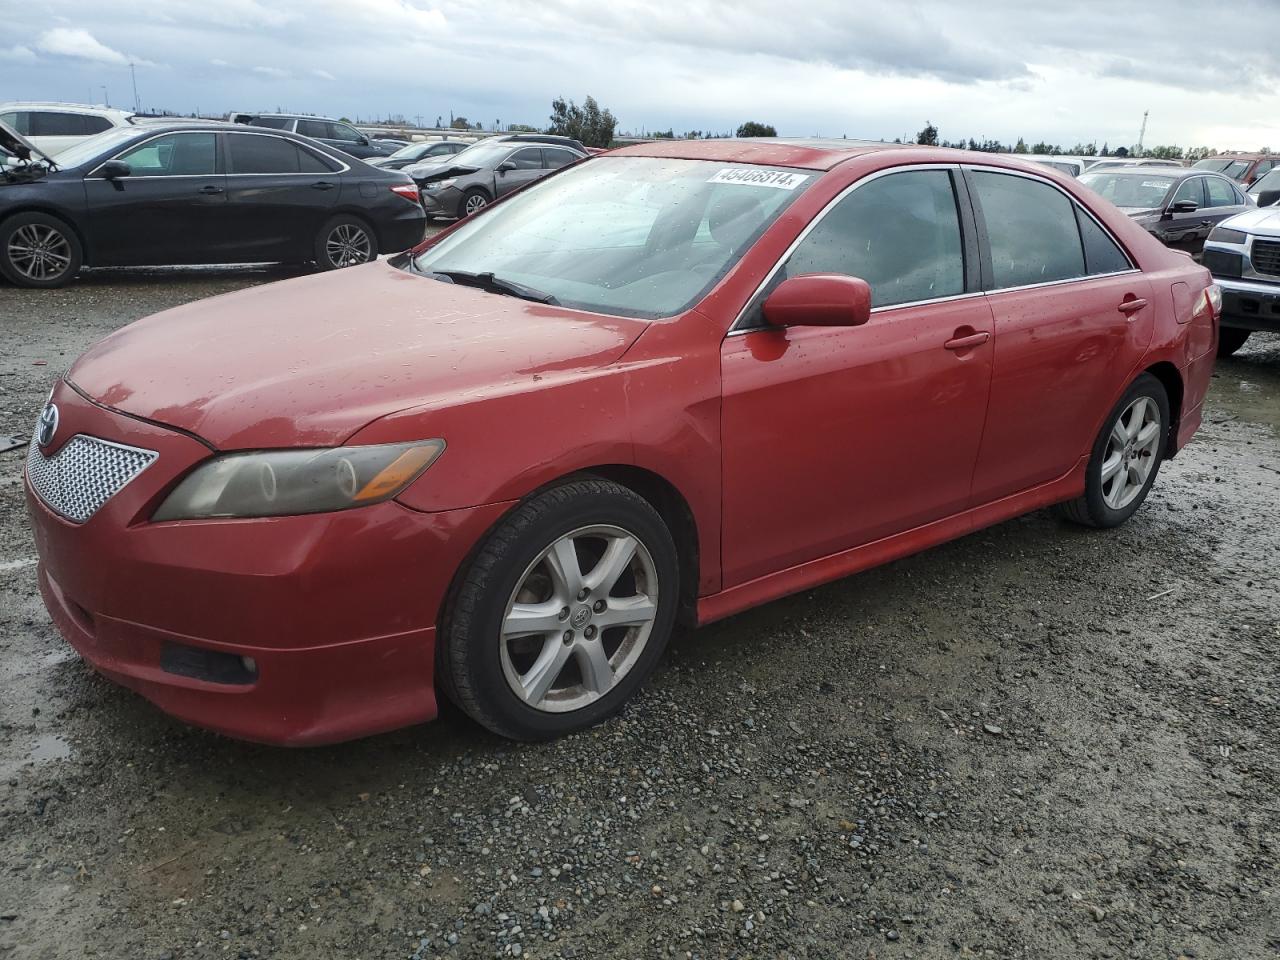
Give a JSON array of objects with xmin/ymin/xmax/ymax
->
[{"xmin": 25, "ymin": 138, "xmax": 1220, "ymax": 745}]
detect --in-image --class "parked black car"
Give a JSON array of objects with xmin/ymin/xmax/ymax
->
[
  {"xmin": 370, "ymin": 139, "xmax": 469, "ymax": 170},
  {"xmin": 0, "ymin": 120, "xmax": 425, "ymax": 288},
  {"xmin": 228, "ymin": 112, "xmax": 396, "ymax": 160},
  {"xmin": 404, "ymin": 134, "xmax": 589, "ymax": 219},
  {"xmin": 1078, "ymin": 166, "xmax": 1253, "ymax": 257}
]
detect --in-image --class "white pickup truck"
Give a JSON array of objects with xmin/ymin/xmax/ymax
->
[{"xmin": 1201, "ymin": 206, "xmax": 1280, "ymax": 356}]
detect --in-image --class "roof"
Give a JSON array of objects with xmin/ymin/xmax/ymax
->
[
  {"xmin": 0, "ymin": 100, "xmax": 134, "ymax": 116},
  {"xmin": 611, "ymin": 137, "xmax": 918, "ymax": 170},
  {"xmin": 1080, "ymin": 166, "xmax": 1201, "ymax": 179}
]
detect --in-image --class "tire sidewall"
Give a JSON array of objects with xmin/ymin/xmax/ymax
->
[
  {"xmin": 460, "ymin": 189, "xmax": 489, "ymax": 218},
  {"xmin": 451, "ymin": 485, "xmax": 679, "ymax": 740},
  {"xmin": 1081, "ymin": 374, "xmax": 1170, "ymax": 527},
  {"xmin": 0, "ymin": 212, "xmax": 83, "ymax": 288},
  {"xmin": 314, "ymin": 215, "xmax": 375, "ymax": 270}
]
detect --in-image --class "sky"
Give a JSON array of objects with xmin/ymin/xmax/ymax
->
[{"xmin": 2, "ymin": 0, "xmax": 1280, "ymax": 150}]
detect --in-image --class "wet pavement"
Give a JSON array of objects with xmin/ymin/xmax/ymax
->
[{"xmin": 1, "ymin": 267, "xmax": 1278, "ymax": 960}]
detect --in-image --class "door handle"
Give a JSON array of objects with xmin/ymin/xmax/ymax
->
[
  {"xmin": 311, "ymin": 181, "xmax": 336, "ymax": 191},
  {"xmin": 944, "ymin": 330, "xmax": 990, "ymax": 351},
  {"xmin": 1118, "ymin": 297, "xmax": 1148, "ymax": 315},
  {"xmin": 198, "ymin": 184, "xmax": 223, "ymax": 195}
]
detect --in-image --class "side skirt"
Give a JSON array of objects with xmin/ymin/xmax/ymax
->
[{"xmin": 696, "ymin": 456, "xmax": 1088, "ymax": 626}]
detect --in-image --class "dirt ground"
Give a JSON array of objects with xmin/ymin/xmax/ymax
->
[{"xmin": 1, "ymin": 265, "xmax": 1277, "ymax": 960}]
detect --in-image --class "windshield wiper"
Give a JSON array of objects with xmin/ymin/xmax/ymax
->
[{"xmin": 426, "ymin": 269, "xmax": 559, "ymax": 305}]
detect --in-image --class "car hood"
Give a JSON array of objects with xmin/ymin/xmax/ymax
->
[
  {"xmin": 67, "ymin": 261, "xmax": 649, "ymax": 449},
  {"xmin": 0, "ymin": 117, "xmax": 56, "ymax": 167},
  {"xmin": 1219, "ymin": 205, "xmax": 1280, "ymax": 237},
  {"xmin": 405, "ymin": 160, "xmax": 480, "ymax": 182}
]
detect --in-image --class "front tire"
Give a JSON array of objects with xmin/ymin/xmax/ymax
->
[
  {"xmin": 440, "ymin": 479, "xmax": 679, "ymax": 740},
  {"xmin": 1055, "ymin": 373, "xmax": 1170, "ymax": 528},
  {"xmin": 459, "ymin": 188, "xmax": 489, "ymax": 218},
  {"xmin": 314, "ymin": 215, "xmax": 375, "ymax": 270},
  {"xmin": 1217, "ymin": 327, "xmax": 1251, "ymax": 358},
  {"xmin": 0, "ymin": 212, "xmax": 82, "ymax": 288}
]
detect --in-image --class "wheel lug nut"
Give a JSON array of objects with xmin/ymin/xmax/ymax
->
[
  {"xmin": 558, "ymin": 607, "xmax": 570, "ymax": 620},
  {"xmin": 577, "ymin": 588, "xmax": 589, "ymax": 601},
  {"xmin": 584, "ymin": 625, "xmax": 596, "ymax": 639},
  {"xmin": 593, "ymin": 599, "xmax": 606, "ymax": 613},
  {"xmin": 562, "ymin": 630, "xmax": 574, "ymax": 644}
]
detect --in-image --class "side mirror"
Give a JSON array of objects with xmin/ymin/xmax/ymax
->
[
  {"xmin": 762, "ymin": 274, "xmax": 872, "ymax": 328},
  {"xmin": 1169, "ymin": 199, "xmax": 1199, "ymax": 213},
  {"xmin": 357, "ymin": 135, "xmax": 370, "ymax": 146},
  {"xmin": 98, "ymin": 160, "xmax": 131, "ymax": 180},
  {"xmin": 497, "ymin": 161, "xmax": 516, "ymax": 174}
]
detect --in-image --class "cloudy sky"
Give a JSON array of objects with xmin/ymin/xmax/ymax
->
[{"xmin": 3, "ymin": 0, "xmax": 1279, "ymax": 149}]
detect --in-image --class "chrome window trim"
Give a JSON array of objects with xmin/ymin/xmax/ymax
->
[
  {"xmin": 728, "ymin": 161, "xmax": 1144, "ymax": 335},
  {"xmin": 86, "ymin": 129, "xmax": 349, "ymax": 179}
]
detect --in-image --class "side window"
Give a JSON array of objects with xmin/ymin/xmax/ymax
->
[
  {"xmin": 115, "ymin": 133, "xmax": 217, "ymax": 176},
  {"xmin": 0, "ymin": 111, "xmax": 26, "ymax": 134},
  {"xmin": 252, "ymin": 116, "xmax": 293, "ymax": 130},
  {"xmin": 296, "ymin": 119, "xmax": 329, "ymax": 139},
  {"xmin": 1253, "ymin": 160, "xmax": 1273, "ymax": 180},
  {"xmin": 228, "ymin": 134, "xmax": 303, "ymax": 174},
  {"xmin": 1206, "ymin": 177, "xmax": 1239, "ymax": 208},
  {"xmin": 328, "ymin": 123, "xmax": 362, "ymax": 143},
  {"xmin": 783, "ymin": 169, "xmax": 965, "ymax": 308},
  {"xmin": 509, "ymin": 148, "xmax": 542, "ymax": 170},
  {"xmin": 543, "ymin": 147, "xmax": 579, "ymax": 170},
  {"xmin": 971, "ymin": 171, "xmax": 1084, "ymax": 288},
  {"xmin": 1172, "ymin": 177, "xmax": 1204, "ymax": 206},
  {"xmin": 1075, "ymin": 209, "xmax": 1132, "ymax": 275},
  {"xmin": 82, "ymin": 115, "xmax": 112, "ymax": 134},
  {"xmin": 298, "ymin": 146, "xmax": 336, "ymax": 173},
  {"xmin": 31, "ymin": 112, "xmax": 88, "ymax": 136}
]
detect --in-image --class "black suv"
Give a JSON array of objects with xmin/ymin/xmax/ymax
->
[{"xmin": 228, "ymin": 113, "xmax": 394, "ymax": 160}]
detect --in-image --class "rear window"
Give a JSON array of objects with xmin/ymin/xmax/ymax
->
[
  {"xmin": 972, "ymin": 172, "xmax": 1085, "ymax": 288},
  {"xmin": 228, "ymin": 134, "xmax": 335, "ymax": 174}
]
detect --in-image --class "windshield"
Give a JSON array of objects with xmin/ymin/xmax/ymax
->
[
  {"xmin": 445, "ymin": 139, "xmax": 520, "ymax": 167},
  {"xmin": 1251, "ymin": 169, "xmax": 1280, "ymax": 193},
  {"xmin": 412, "ymin": 156, "xmax": 815, "ymax": 319},
  {"xmin": 389, "ymin": 142, "xmax": 433, "ymax": 161},
  {"xmin": 1079, "ymin": 173, "xmax": 1175, "ymax": 209},
  {"xmin": 51, "ymin": 127, "xmax": 144, "ymax": 168},
  {"xmin": 1194, "ymin": 158, "xmax": 1249, "ymax": 179}
]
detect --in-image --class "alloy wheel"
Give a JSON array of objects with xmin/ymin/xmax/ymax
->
[
  {"xmin": 464, "ymin": 194, "xmax": 488, "ymax": 215},
  {"xmin": 1101, "ymin": 395, "xmax": 1162, "ymax": 510},
  {"xmin": 325, "ymin": 224, "xmax": 373, "ymax": 267},
  {"xmin": 499, "ymin": 524, "xmax": 659, "ymax": 713},
  {"xmin": 8, "ymin": 224, "xmax": 72, "ymax": 282}
]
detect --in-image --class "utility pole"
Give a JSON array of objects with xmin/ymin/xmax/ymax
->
[
  {"xmin": 130, "ymin": 63, "xmax": 140, "ymax": 113},
  {"xmin": 100, "ymin": 85, "xmax": 109, "ymax": 107},
  {"xmin": 1137, "ymin": 110, "xmax": 1149, "ymax": 154}
]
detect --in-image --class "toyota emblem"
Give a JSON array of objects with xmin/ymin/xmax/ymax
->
[{"xmin": 37, "ymin": 403, "xmax": 59, "ymax": 449}]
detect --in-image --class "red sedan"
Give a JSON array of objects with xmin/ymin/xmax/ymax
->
[{"xmin": 25, "ymin": 139, "xmax": 1220, "ymax": 745}]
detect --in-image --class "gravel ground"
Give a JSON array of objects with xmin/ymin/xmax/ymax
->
[{"xmin": 1, "ymin": 266, "xmax": 1278, "ymax": 960}]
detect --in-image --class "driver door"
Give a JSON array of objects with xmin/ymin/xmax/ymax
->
[
  {"xmin": 719, "ymin": 168, "xmax": 995, "ymax": 586},
  {"xmin": 495, "ymin": 147, "xmax": 545, "ymax": 197}
]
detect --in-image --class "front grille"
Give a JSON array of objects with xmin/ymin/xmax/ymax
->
[
  {"xmin": 26, "ymin": 434, "xmax": 158, "ymax": 523},
  {"xmin": 1252, "ymin": 239, "xmax": 1280, "ymax": 277}
]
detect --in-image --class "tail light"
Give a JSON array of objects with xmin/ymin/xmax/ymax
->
[
  {"xmin": 1203, "ymin": 283, "xmax": 1222, "ymax": 319},
  {"xmin": 390, "ymin": 183, "xmax": 420, "ymax": 204}
]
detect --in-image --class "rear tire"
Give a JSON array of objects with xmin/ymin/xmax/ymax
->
[
  {"xmin": 1054, "ymin": 373, "xmax": 1170, "ymax": 529},
  {"xmin": 440, "ymin": 479, "xmax": 679, "ymax": 741},
  {"xmin": 0, "ymin": 212, "xmax": 82, "ymax": 288},
  {"xmin": 314, "ymin": 215, "xmax": 376, "ymax": 270},
  {"xmin": 1217, "ymin": 327, "xmax": 1251, "ymax": 357}
]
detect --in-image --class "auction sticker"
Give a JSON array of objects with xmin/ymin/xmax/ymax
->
[{"xmin": 709, "ymin": 168, "xmax": 810, "ymax": 190}]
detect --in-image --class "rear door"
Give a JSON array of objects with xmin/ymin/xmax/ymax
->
[
  {"xmin": 494, "ymin": 147, "xmax": 545, "ymax": 197},
  {"xmin": 1200, "ymin": 176, "xmax": 1251, "ymax": 250},
  {"xmin": 221, "ymin": 132, "xmax": 341, "ymax": 262},
  {"xmin": 720, "ymin": 166, "xmax": 995, "ymax": 585},
  {"xmin": 84, "ymin": 130, "xmax": 225, "ymax": 265},
  {"xmin": 965, "ymin": 167, "xmax": 1154, "ymax": 504}
]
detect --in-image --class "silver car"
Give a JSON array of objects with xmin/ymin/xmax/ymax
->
[{"xmin": 405, "ymin": 135, "xmax": 588, "ymax": 219}]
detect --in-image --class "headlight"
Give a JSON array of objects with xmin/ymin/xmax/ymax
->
[
  {"xmin": 1208, "ymin": 226, "xmax": 1248, "ymax": 244},
  {"xmin": 153, "ymin": 440, "xmax": 444, "ymax": 521},
  {"xmin": 426, "ymin": 178, "xmax": 457, "ymax": 191}
]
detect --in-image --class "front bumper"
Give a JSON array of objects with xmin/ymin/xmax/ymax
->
[
  {"xmin": 1215, "ymin": 276, "xmax": 1280, "ymax": 333},
  {"xmin": 25, "ymin": 384, "xmax": 511, "ymax": 745}
]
